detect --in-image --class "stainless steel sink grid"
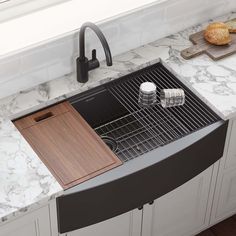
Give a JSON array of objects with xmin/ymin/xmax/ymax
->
[
  {"xmin": 94, "ymin": 107, "xmax": 189, "ymax": 162},
  {"xmin": 96, "ymin": 63, "xmax": 220, "ymax": 162},
  {"xmin": 70, "ymin": 63, "xmax": 220, "ymax": 163}
]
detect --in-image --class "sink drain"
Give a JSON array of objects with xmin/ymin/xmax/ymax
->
[{"xmin": 101, "ymin": 136, "xmax": 118, "ymax": 152}]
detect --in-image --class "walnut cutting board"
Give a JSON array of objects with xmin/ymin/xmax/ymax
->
[
  {"xmin": 14, "ymin": 102, "xmax": 122, "ymax": 189},
  {"xmin": 181, "ymin": 19, "xmax": 236, "ymax": 60}
]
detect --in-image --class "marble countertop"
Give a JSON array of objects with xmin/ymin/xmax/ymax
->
[{"xmin": 0, "ymin": 11, "xmax": 236, "ymax": 225}]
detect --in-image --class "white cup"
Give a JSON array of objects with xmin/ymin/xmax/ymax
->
[
  {"xmin": 160, "ymin": 89, "xmax": 185, "ymax": 108},
  {"xmin": 139, "ymin": 82, "xmax": 157, "ymax": 107}
]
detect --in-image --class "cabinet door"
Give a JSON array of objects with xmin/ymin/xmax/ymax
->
[
  {"xmin": 225, "ymin": 120, "xmax": 236, "ymax": 169},
  {"xmin": 213, "ymin": 169, "xmax": 236, "ymax": 220},
  {"xmin": 210, "ymin": 119, "xmax": 236, "ymax": 224},
  {"xmin": 142, "ymin": 167, "xmax": 213, "ymax": 236},
  {"xmin": 0, "ymin": 206, "xmax": 51, "ymax": 236},
  {"xmin": 66, "ymin": 209, "xmax": 142, "ymax": 236}
]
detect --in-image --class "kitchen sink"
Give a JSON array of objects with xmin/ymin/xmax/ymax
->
[
  {"xmin": 58, "ymin": 62, "xmax": 228, "ymax": 233},
  {"xmin": 69, "ymin": 62, "xmax": 220, "ymax": 163}
]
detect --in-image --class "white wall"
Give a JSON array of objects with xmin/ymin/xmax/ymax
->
[
  {"xmin": 0, "ymin": 0, "xmax": 69, "ymax": 23},
  {"xmin": 0, "ymin": 0, "xmax": 235, "ymax": 99}
]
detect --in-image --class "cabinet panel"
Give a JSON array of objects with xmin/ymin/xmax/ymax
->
[
  {"xmin": 0, "ymin": 206, "xmax": 51, "ymax": 236},
  {"xmin": 210, "ymin": 119, "xmax": 236, "ymax": 225},
  {"xmin": 225, "ymin": 120, "xmax": 236, "ymax": 169},
  {"xmin": 215, "ymin": 169, "xmax": 236, "ymax": 219},
  {"xmin": 142, "ymin": 167, "xmax": 213, "ymax": 236},
  {"xmin": 66, "ymin": 209, "xmax": 142, "ymax": 236}
]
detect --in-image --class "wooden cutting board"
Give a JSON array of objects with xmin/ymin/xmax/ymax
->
[
  {"xmin": 14, "ymin": 102, "xmax": 122, "ymax": 189},
  {"xmin": 181, "ymin": 19, "xmax": 236, "ymax": 60}
]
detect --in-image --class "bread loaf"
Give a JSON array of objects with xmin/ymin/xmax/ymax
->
[
  {"xmin": 204, "ymin": 22, "xmax": 231, "ymax": 45},
  {"xmin": 226, "ymin": 19, "xmax": 236, "ymax": 33}
]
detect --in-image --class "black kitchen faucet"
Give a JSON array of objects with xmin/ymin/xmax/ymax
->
[{"xmin": 76, "ymin": 22, "xmax": 113, "ymax": 83}]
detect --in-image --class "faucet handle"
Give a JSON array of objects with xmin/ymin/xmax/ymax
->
[
  {"xmin": 88, "ymin": 49, "xmax": 100, "ymax": 71},
  {"xmin": 92, "ymin": 49, "xmax": 97, "ymax": 60}
]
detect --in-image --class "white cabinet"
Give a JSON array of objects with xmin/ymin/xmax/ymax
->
[
  {"xmin": 142, "ymin": 167, "xmax": 214, "ymax": 236},
  {"xmin": 211, "ymin": 119, "xmax": 236, "ymax": 224},
  {"xmin": 0, "ymin": 206, "xmax": 51, "ymax": 236},
  {"xmin": 65, "ymin": 209, "xmax": 142, "ymax": 236}
]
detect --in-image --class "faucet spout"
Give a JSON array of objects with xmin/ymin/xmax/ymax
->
[{"xmin": 77, "ymin": 22, "xmax": 113, "ymax": 83}]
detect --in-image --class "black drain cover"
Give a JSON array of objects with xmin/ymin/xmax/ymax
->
[{"xmin": 101, "ymin": 136, "xmax": 118, "ymax": 152}]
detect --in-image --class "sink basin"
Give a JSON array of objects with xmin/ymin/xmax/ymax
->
[
  {"xmin": 69, "ymin": 62, "xmax": 220, "ymax": 163},
  {"xmin": 71, "ymin": 89, "xmax": 147, "ymax": 162}
]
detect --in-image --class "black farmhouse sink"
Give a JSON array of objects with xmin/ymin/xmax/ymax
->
[{"xmin": 57, "ymin": 62, "xmax": 228, "ymax": 234}]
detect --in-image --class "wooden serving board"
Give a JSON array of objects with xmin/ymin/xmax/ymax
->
[
  {"xmin": 14, "ymin": 102, "xmax": 122, "ymax": 189},
  {"xmin": 181, "ymin": 19, "xmax": 236, "ymax": 60}
]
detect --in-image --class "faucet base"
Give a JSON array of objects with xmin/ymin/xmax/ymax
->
[{"xmin": 76, "ymin": 57, "xmax": 89, "ymax": 83}]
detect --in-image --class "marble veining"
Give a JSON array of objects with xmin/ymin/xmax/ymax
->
[{"xmin": 1, "ymin": 12, "xmax": 236, "ymax": 224}]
